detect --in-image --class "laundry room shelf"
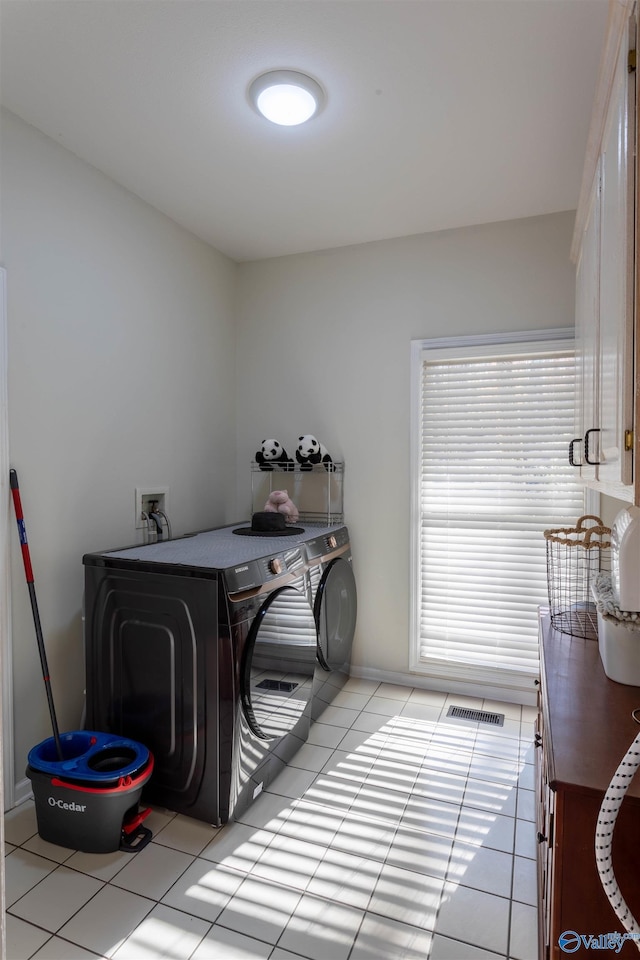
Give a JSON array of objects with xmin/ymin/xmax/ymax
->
[{"xmin": 251, "ymin": 461, "xmax": 344, "ymax": 525}]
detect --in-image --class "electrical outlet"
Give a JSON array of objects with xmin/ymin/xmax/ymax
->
[{"xmin": 135, "ymin": 486, "xmax": 169, "ymax": 530}]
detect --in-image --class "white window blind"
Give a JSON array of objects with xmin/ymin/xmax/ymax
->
[{"xmin": 412, "ymin": 333, "xmax": 584, "ymax": 693}]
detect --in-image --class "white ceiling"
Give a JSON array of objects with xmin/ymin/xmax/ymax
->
[{"xmin": 0, "ymin": 0, "xmax": 609, "ymax": 262}]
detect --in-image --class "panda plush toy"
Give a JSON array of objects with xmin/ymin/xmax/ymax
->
[
  {"xmin": 295, "ymin": 435, "xmax": 334, "ymax": 471},
  {"xmin": 255, "ymin": 439, "xmax": 295, "ymax": 471}
]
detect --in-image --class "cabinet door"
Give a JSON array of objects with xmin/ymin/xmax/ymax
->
[
  {"xmin": 573, "ymin": 20, "xmax": 635, "ymax": 499},
  {"xmin": 575, "ymin": 171, "xmax": 600, "ymax": 484},
  {"xmin": 598, "ymin": 31, "xmax": 635, "ymax": 487}
]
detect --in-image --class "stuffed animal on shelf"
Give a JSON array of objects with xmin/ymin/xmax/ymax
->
[
  {"xmin": 263, "ymin": 489, "xmax": 299, "ymax": 523},
  {"xmin": 255, "ymin": 439, "xmax": 295, "ymax": 471},
  {"xmin": 295, "ymin": 435, "xmax": 334, "ymax": 471}
]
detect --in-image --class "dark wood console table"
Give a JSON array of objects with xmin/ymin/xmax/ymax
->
[{"xmin": 537, "ymin": 613, "xmax": 640, "ymax": 959}]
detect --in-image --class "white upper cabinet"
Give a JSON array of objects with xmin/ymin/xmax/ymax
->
[
  {"xmin": 573, "ymin": 3, "xmax": 636, "ymax": 502},
  {"xmin": 598, "ymin": 26, "xmax": 635, "ymax": 487}
]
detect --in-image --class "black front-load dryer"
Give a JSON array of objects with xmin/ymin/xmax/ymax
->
[
  {"xmin": 304, "ymin": 526, "xmax": 357, "ymax": 720},
  {"xmin": 83, "ymin": 527, "xmax": 317, "ymax": 825}
]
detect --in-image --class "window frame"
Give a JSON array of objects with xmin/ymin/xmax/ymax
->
[{"xmin": 409, "ymin": 327, "xmax": 584, "ymax": 698}]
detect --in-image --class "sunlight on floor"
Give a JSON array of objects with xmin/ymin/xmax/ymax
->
[
  {"xmin": 4, "ymin": 685, "xmax": 537, "ymax": 960},
  {"xmin": 172, "ymin": 705, "xmax": 521, "ymax": 952}
]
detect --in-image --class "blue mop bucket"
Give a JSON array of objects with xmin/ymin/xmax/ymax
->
[{"xmin": 27, "ymin": 730, "xmax": 154, "ymax": 853}]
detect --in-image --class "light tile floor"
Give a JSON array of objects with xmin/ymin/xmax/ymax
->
[{"xmin": 4, "ymin": 680, "xmax": 538, "ymax": 960}]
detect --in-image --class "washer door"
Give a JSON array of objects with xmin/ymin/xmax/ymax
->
[
  {"xmin": 314, "ymin": 557, "xmax": 357, "ymax": 672},
  {"xmin": 242, "ymin": 584, "xmax": 317, "ymax": 740}
]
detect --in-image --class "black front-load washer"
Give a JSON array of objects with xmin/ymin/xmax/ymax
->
[
  {"xmin": 83, "ymin": 526, "xmax": 318, "ymax": 825},
  {"xmin": 304, "ymin": 526, "xmax": 357, "ymax": 720}
]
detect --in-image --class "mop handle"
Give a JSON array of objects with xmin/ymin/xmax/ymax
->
[
  {"xmin": 9, "ymin": 469, "xmax": 34, "ymax": 582},
  {"xmin": 9, "ymin": 469, "xmax": 64, "ymax": 760}
]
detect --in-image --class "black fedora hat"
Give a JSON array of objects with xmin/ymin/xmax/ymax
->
[{"xmin": 233, "ymin": 511, "xmax": 305, "ymax": 537}]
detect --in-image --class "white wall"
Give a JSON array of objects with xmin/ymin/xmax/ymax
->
[
  {"xmin": 1, "ymin": 109, "xmax": 238, "ymax": 794},
  {"xmin": 235, "ymin": 212, "xmax": 577, "ymax": 687}
]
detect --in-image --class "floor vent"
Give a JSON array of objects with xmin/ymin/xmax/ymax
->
[{"xmin": 446, "ymin": 706, "xmax": 504, "ymax": 726}]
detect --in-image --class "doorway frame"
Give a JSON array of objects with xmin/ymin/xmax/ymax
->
[{"xmin": 1, "ymin": 266, "xmax": 14, "ymax": 811}]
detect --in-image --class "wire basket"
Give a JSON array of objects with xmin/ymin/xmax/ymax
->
[{"xmin": 544, "ymin": 515, "xmax": 611, "ymax": 640}]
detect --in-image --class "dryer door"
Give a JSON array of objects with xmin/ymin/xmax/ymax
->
[
  {"xmin": 314, "ymin": 557, "xmax": 357, "ymax": 673},
  {"xmin": 242, "ymin": 584, "xmax": 316, "ymax": 740}
]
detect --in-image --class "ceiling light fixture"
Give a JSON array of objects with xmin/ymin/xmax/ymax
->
[{"xmin": 248, "ymin": 70, "xmax": 325, "ymax": 126}]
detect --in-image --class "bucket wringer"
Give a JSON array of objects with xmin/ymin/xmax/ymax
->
[{"xmin": 10, "ymin": 468, "xmax": 154, "ymax": 853}]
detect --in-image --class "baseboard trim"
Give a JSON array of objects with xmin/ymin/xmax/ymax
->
[
  {"xmin": 348, "ymin": 665, "xmax": 537, "ymax": 707},
  {"xmin": 13, "ymin": 776, "xmax": 33, "ymax": 808}
]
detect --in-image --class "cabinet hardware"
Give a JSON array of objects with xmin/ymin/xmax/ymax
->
[
  {"xmin": 568, "ymin": 437, "xmax": 583, "ymax": 466},
  {"xmin": 537, "ymin": 831, "xmax": 548, "ymax": 844},
  {"xmin": 584, "ymin": 428, "xmax": 602, "ymax": 465},
  {"xmin": 625, "ymin": 429, "xmax": 634, "ymax": 451},
  {"xmin": 629, "ymin": 49, "xmax": 636, "ymax": 73}
]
